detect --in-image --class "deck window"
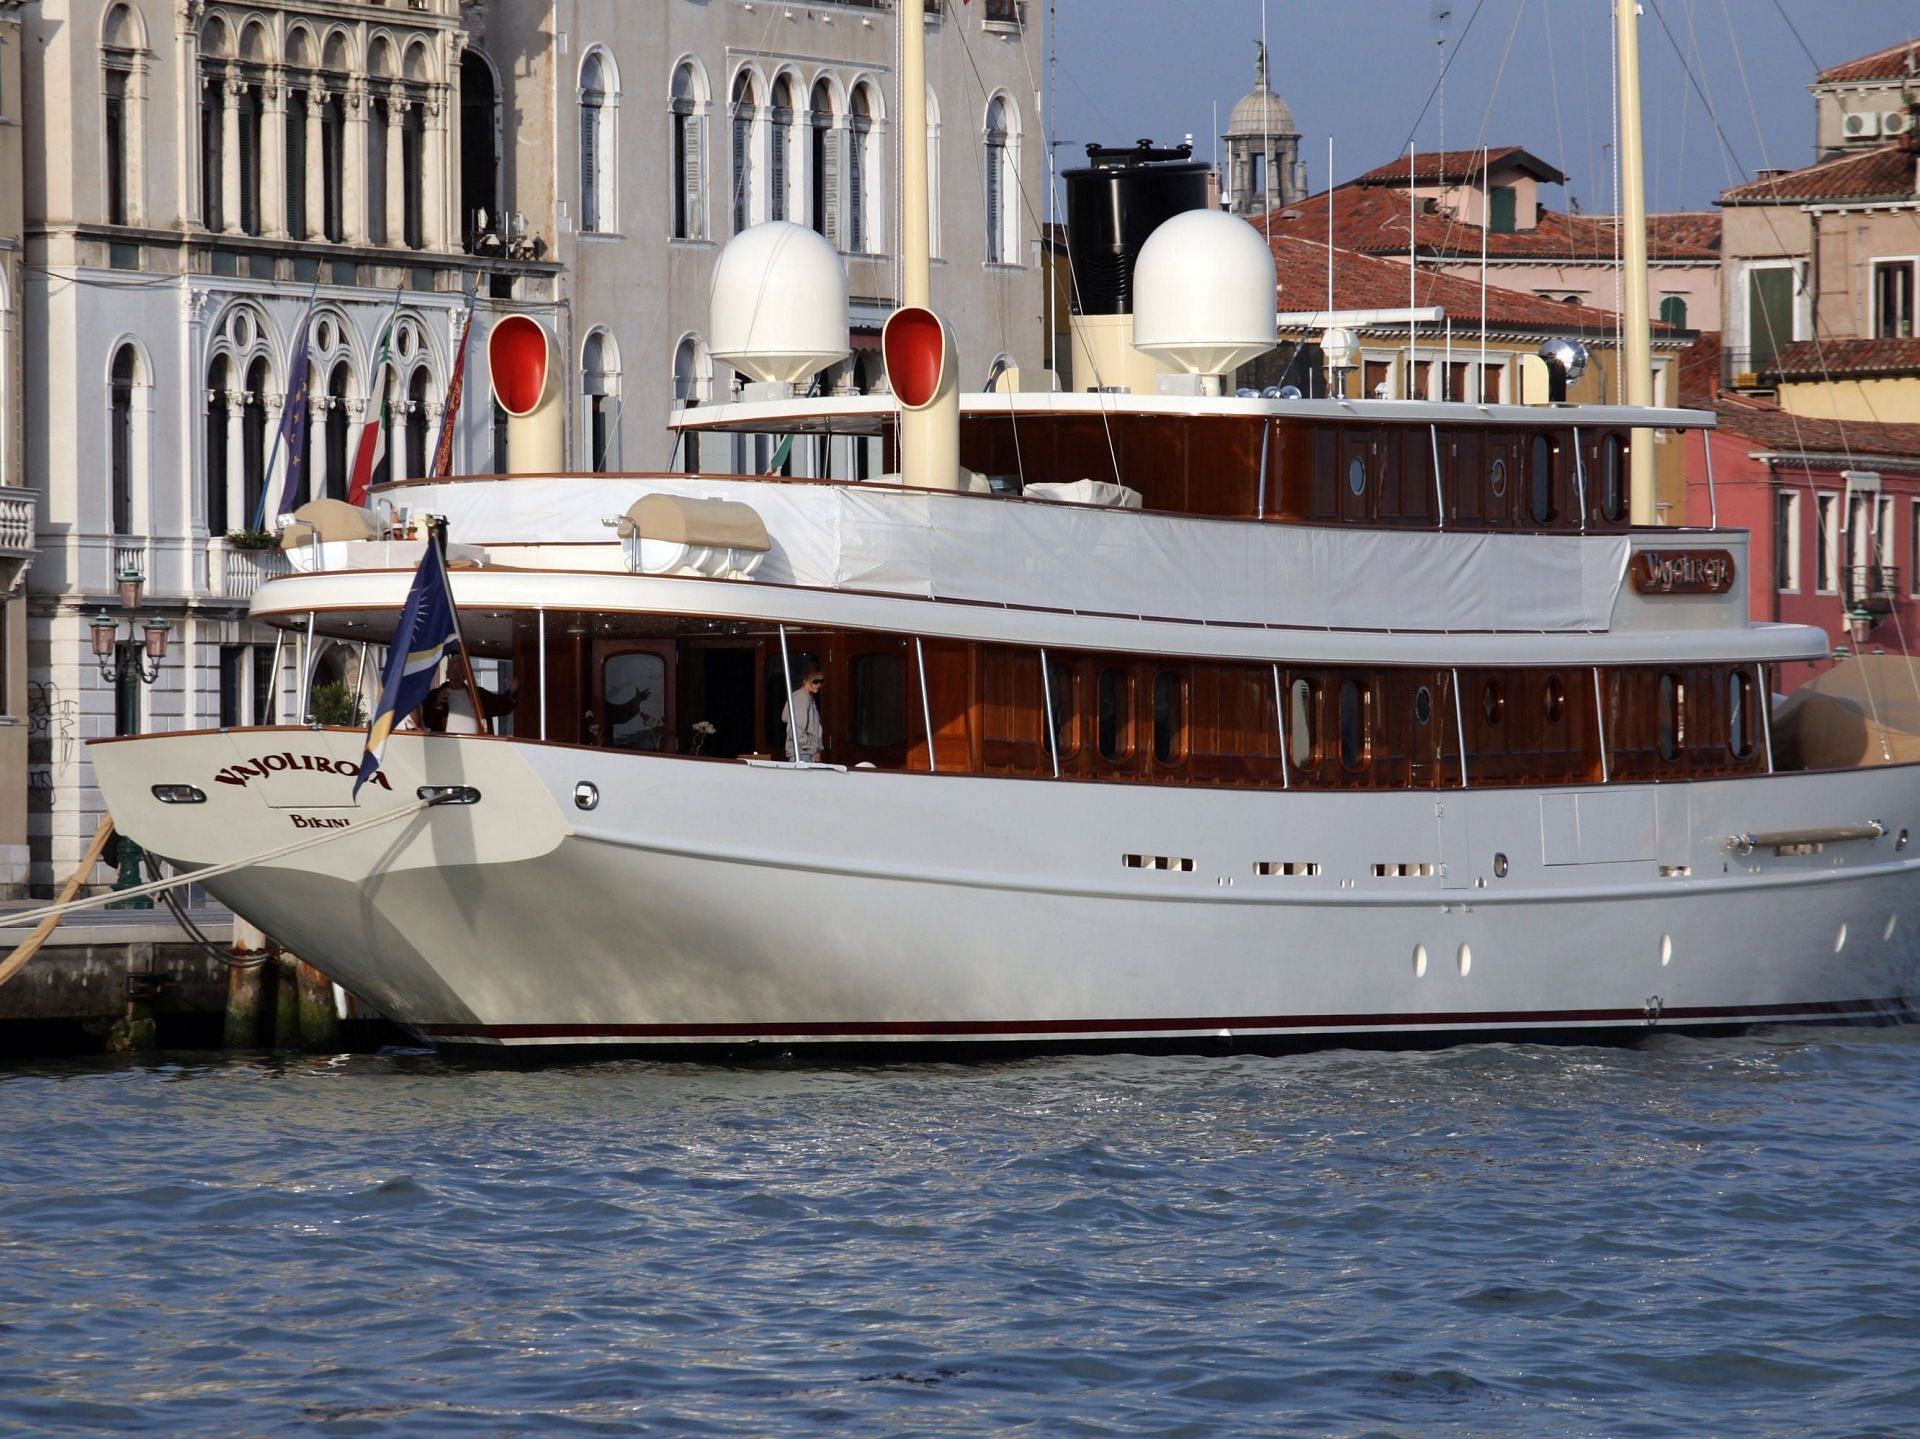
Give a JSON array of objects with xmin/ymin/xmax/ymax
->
[
  {"xmin": 1097, "ymin": 667, "xmax": 1130, "ymax": 761},
  {"xmin": 1337, "ymin": 678, "xmax": 1368, "ymax": 771},
  {"xmin": 1530, "ymin": 435, "xmax": 1555, "ymax": 524},
  {"xmin": 1152, "ymin": 671, "xmax": 1184, "ymax": 765},
  {"xmin": 1288, "ymin": 678, "xmax": 1318, "ymax": 769},
  {"xmin": 1047, "ymin": 658, "xmax": 1076, "ymax": 755},
  {"xmin": 1728, "ymin": 670, "xmax": 1753, "ymax": 759},
  {"xmin": 851, "ymin": 652, "xmax": 906, "ymax": 748},
  {"xmin": 1658, "ymin": 672, "xmax": 1682, "ymax": 761},
  {"xmin": 1600, "ymin": 435, "xmax": 1625, "ymax": 523}
]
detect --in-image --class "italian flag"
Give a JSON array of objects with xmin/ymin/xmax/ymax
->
[{"xmin": 347, "ymin": 300, "xmax": 401, "ymax": 506}]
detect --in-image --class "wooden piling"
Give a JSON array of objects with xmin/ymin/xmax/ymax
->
[
  {"xmin": 296, "ymin": 961, "xmax": 340, "ymax": 1050},
  {"xmin": 223, "ymin": 918, "xmax": 269, "ymax": 1049},
  {"xmin": 272, "ymin": 953, "xmax": 301, "ymax": 1050}
]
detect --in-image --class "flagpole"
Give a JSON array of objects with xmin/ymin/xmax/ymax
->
[
  {"xmin": 253, "ymin": 277, "xmax": 324, "ymax": 531},
  {"xmin": 428, "ymin": 514, "xmax": 489, "ymax": 730},
  {"xmin": 430, "ymin": 287, "xmax": 480, "ymax": 478}
]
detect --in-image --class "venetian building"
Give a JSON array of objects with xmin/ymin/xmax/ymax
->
[
  {"xmin": 1221, "ymin": 41, "xmax": 1304, "ymax": 216},
  {"xmin": 20, "ymin": 0, "xmax": 560, "ymax": 891}
]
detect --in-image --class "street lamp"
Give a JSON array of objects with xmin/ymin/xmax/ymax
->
[{"xmin": 91, "ymin": 562, "xmax": 170, "ymax": 685}]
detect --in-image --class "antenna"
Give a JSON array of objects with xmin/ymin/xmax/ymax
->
[
  {"xmin": 1407, "ymin": 144, "xmax": 1416, "ymax": 398},
  {"xmin": 1326, "ymin": 136, "xmax": 1334, "ymax": 317}
]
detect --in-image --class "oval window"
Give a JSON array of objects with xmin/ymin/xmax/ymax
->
[
  {"xmin": 1489, "ymin": 456, "xmax": 1508, "ymax": 499},
  {"xmin": 1482, "ymin": 678, "xmax": 1504, "ymax": 727},
  {"xmin": 1047, "ymin": 659, "xmax": 1075, "ymax": 755},
  {"xmin": 1729, "ymin": 670, "xmax": 1752, "ymax": 759},
  {"xmin": 1152, "ymin": 671, "xmax": 1183, "ymax": 765},
  {"xmin": 1601, "ymin": 434, "xmax": 1626, "ymax": 522},
  {"xmin": 1338, "ymin": 678, "xmax": 1368, "ymax": 771},
  {"xmin": 1413, "ymin": 685, "xmax": 1433, "ymax": 726},
  {"xmin": 1348, "ymin": 456, "xmax": 1366, "ymax": 497},
  {"xmin": 1543, "ymin": 674, "xmax": 1565, "ymax": 724},
  {"xmin": 1658, "ymin": 672, "xmax": 1682, "ymax": 760},
  {"xmin": 1530, "ymin": 435, "xmax": 1554, "ymax": 524},
  {"xmin": 1289, "ymin": 677, "xmax": 1317, "ymax": 769}
]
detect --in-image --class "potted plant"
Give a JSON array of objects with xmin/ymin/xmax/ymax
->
[{"xmin": 225, "ymin": 528, "xmax": 280, "ymax": 551}]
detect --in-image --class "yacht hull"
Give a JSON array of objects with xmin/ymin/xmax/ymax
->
[{"xmin": 91, "ymin": 730, "xmax": 1920, "ymax": 1053}]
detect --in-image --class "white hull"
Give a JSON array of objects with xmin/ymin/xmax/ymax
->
[{"xmin": 91, "ymin": 730, "xmax": 1920, "ymax": 1052}]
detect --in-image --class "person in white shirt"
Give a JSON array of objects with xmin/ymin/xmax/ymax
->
[{"xmin": 781, "ymin": 665, "xmax": 825, "ymax": 763}]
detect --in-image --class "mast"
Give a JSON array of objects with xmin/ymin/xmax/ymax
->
[
  {"xmin": 901, "ymin": 0, "xmax": 931, "ymax": 308},
  {"xmin": 1616, "ymin": 0, "xmax": 1655, "ymax": 523}
]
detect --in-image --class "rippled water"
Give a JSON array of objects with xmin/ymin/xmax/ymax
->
[{"xmin": 3, "ymin": 1031, "xmax": 1919, "ymax": 1437}]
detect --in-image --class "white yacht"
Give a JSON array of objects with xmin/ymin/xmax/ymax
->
[{"xmin": 88, "ymin": 8, "xmax": 1920, "ymax": 1054}]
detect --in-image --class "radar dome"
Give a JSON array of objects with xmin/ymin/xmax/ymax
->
[
  {"xmin": 710, "ymin": 222, "xmax": 849, "ymax": 385},
  {"xmin": 1132, "ymin": 209, "xmax": 1277, "ymax": 378}
]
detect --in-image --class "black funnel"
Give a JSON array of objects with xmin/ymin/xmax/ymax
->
[{"xmin": 1062, "ymin": 140, "xmax": 1211, "ymax": 316}]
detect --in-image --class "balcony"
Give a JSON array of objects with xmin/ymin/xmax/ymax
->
[
  {"xmin": 0, "ymin": 487, "xmax": 35, "ymax": 592},
  {"xmin": 1842, "ymin": 563, "xmax": 1898, "ymax": 618},
  {"xmin": 205, "ymin": 538, "xmax": 292, "ymax": 602}
]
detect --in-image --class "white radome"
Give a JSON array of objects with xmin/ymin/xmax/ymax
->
[
  {"xmin": 709, "ymin": 222, "xmax": 851, "ymax": 386},
  {"xmin": 1132, "ymin": 209, "xmax": 1278, "ymax": 378}
]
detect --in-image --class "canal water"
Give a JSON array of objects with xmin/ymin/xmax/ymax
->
[{"xmin": 3, "ymin": 1030, "xmax": 1918, "ymax": 1437}]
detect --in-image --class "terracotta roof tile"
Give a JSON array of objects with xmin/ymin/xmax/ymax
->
[
  {"xmin": 1262, "ymin": 185, "xmax": 1718, "ymax": 261},
  {"xmin": 1719, "ymin": 142, "xmax": 1919, "ymax": 203},
  {"xmin": 1762, "ymin": 336, "xmax": 1920, "ymax": 379},
  {"xmin": 1267, "ymin": 233, "xmax": 1678, "ymax": 337},
  {"xmin": 1815, "ymin": 39, "xmax": 1920, "ymax": 86},
  {"xmin": 1350, "ymin": 146, "xmax": 1567, "ymax": 188},
  {"xmin": 1711, "ymin": 393, "xmax": 1920, "ymax": 460}
]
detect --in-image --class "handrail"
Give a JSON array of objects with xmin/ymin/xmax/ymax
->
[{"xmin": 1726, "ymin": 822, "xmax": 1885, "ymax": 855}]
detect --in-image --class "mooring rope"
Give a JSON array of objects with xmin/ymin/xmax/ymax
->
[{"xmin": 0, "ymin": 796, "xmax": 443, "ymax": 940}]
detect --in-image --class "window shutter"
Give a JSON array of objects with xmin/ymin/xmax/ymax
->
[
  {"xmin": 732, "ymin": 110, "xmax": 749, "ymax": 233},
  {"xmin": 685, "ymin": 113, "xmax": 705, "ymax": 239},
  {"xmin": 847, "ymin": 131, "xmax": 864, "ymax": 252},
  {"xmin": 770, "ymin": 112, "xmax": 789, "ymax": 222},
  {"xmin": 580, "ymin": 106, "xmax": 599, "ymax": 231},
  {"xmin": 822, "ymin": 128, "xmax": 840, "ymax": 248},
  {"xmin": 986, "ymin": 141, "xmax": 1003, "ymax": 263}
]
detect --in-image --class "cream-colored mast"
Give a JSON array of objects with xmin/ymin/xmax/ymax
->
[
  {"xmin": 1616, "ymin": 0, "xmax": 1656, "ymax": 523},
  {"xmin": 900, "ymin": 0, "xmax": 930, "ymax": 309}
]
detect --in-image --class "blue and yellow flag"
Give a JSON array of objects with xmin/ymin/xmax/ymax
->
[{"xmin": 354, "ymin": 542, "xmax": 461, "ymax": 797}]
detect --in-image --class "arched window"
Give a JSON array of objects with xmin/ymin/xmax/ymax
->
[
  {"xmin": 669, "ymin": 60, "xmax": 704, "ymax": 240},
  {"xmin": 847, "ymin": 83, "xmax": 875, "ymax": 254},
  {"xmin": 1659, "ymin": 295, "xmax": 1688, "ymax": 329},
  {"xmin": 110, "ymin": 346, "xmax": 138, "ymax": 535},
  {"xmin": 325, "ymin": 364, "xmax": 350, "ymax": 500},
  {"xmin": 199, "ymin": 75, "xmax": 224, "ymax": 230},
  {"xmin": 320, "ymin": 87, "xmax": 346, "ymax": 242},
  {"xmin": 769, "ymin": 75, "xmax": 798, "ymax": 223},
  {"xmin": 402, "ymin": 101, "xmax": 426, "ymax": 249},
  {"xmin": 237, "ymin": 82, "xmax": 263, "ymax": 235},
  {"xmin": 405, "ymin": 369, "xmax": 431, "ymax": 479},
  {"xmin": 102, "ymin": 5, "xmax": 146, "ymax": 227},
  {"xmin": 583, "ymin": 330, "xmax": 620, "ymax": 472},
  {"xmin": 672, "ymin": 333, "xmax": 709, "ymax": 472},
  {"xmin": 809, "ymin": 79, "xmax": 838, "ymax": 247},
  {"xmin": 242, "ymin": 357, "xmax": 269, "ymax": 527},
  {"xmin": 461, "ymin": 50, "xmax": 503, "ymax": 252},
  {"xmin": 985, "ymin": 95, "xmax": 1019, "ymax": 264},
  {"xmin": 579, "ymin": 50, "xmax": 610, "ymax": 231},
  {"xmin": 730, "ymin": 69, "xmax": 760, "ymax": 234},
  {"xmin": 205, "ymin": 359, "xmax": 230, "ymax": 534},
  {"xmin": 368, "ymin": 91, "xmax": 391, "ymax": 245}
]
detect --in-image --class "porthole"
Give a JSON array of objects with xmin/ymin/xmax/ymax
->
[
  {"xmin": 1413, "ymin": 944, "xmax": 1428, "ymax": 978},
  {"xmin": 1481, "ymin": 679, "xmax": 1504, "ymax": 727},
  {"xmin": 1543, "ymin": 675, "xmax": 1565, "ymax": 724},
  {"xmin": 1600, "ymin": 435, "xmax": 1626, "ymax": 522},
  {"xmin": 1097, "ymin": 667, "xmax": 1129, "ymax": 762},
  {"xmin": 1658, "ymin": 672, "xmax": 1682, "ymax": 761},
  {"xmin": 1288, "ymin": 678, "xmax": 1317, "ymax": 769},
  {"xmin": 1457, "ymin": 942, "xmax": 1472, "ymax": 977},
  {"xmin": 1348, "ymin": 456, "xmax": 1366, "ymax": 497},
  {"xmin": 1728, "ymin": 670, "xmax": 1753, "ymax": 759},
  {"xmin": 1338, "ymin": 678, "xmax": 1368, "ymax": 772},
  {"xmin": 1530, "ymin": 435, "xmax": 1555, "ymax": 524},
  {"xmin": 1489, "ymin": 456, "xmax": 1508, "ymax": 499},
  {"xmin": 1413, "ymin": 686, "xmax": 1433, "ymax": 726},
  {"xmin": 1492, "ymin": 852, "xmax": 1509, "ymax": 879}
]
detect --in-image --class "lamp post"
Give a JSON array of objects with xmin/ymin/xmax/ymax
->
[{"xmin": 90, "ymin": 562, "xmax": 171, "ymax": 685}]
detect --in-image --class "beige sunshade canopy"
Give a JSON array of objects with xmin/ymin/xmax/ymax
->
[{"xmin": 616, "ymin": 494, "xmax": 770, "ymax": 552}]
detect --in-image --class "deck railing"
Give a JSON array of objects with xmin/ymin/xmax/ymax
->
[{"xmin": 1843, "ymin": 564, "xmax": 1899, "ymax": 617}]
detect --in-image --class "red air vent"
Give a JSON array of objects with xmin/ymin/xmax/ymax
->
[
  {"xmin": 883, "ymin": 307, "xmax": 946, "ymax": 409},
  {"xmin": 488, "ymin": 316, "xmax": 551, "ymax": 415}
]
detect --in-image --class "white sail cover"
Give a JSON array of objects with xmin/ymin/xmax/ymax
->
[{"xmin": 405, "ymin": 476, "xmax": 1632, "ymax": 633}]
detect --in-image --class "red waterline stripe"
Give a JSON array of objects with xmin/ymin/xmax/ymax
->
[{"xmin": 420, "ymin": 997, "xmax": 1896, "ymax": 1042}]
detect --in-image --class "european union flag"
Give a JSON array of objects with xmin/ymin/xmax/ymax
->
[{"xmin": 354, "ymin": 541, "xmax": 461, "ymax": 797}]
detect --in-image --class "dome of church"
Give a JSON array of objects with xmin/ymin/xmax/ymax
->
[{"xmin": 1225, "ymin": 43, "xmax": 1296, "ymax": 137}]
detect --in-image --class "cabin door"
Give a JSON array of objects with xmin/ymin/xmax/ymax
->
[{"xmin": 593, "ymin": 642, "xmax": 675, "ymax": 751}]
